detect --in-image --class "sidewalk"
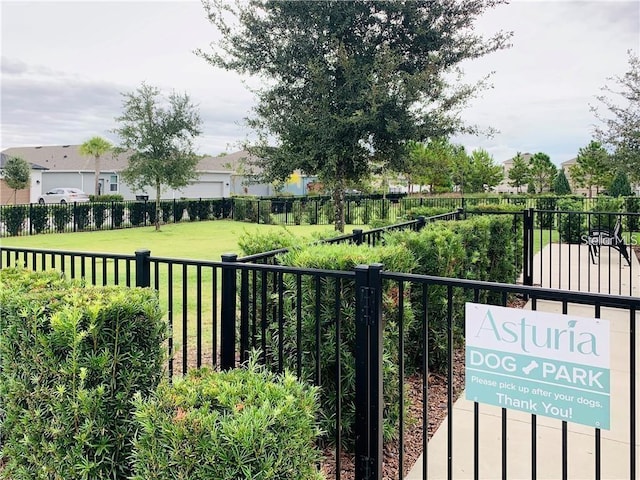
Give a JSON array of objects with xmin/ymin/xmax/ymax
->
[{"xmin": 406, "ymin": 243, "xmax": 640, "ymax": 479}]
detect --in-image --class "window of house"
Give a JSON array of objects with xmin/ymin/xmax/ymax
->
[{"xmin": 110, "ymin": 175, "xmax": 118, "ymax": 192}]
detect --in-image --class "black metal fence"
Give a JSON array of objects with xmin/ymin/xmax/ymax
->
[
  {"xmin": 4, "ymin": 194, "xmax": 637, "ymax": 237},
  {"xmin": 2, "ymin": 209, "xmax": 639, "ymax": 480}
]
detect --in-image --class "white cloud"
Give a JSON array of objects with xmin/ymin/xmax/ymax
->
[{"xmin": 1, "ymin": 0, "xmax": 638, "ymax": 164}]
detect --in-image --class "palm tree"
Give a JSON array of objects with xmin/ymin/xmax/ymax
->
[{"xmin": 80, "ymin": 136, "xmax": 112, "ymax": 196}]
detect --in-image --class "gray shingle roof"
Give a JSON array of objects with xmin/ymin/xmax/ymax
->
[{"xmin": 0, "ymin": 151, "xmax": 48, "ymax": 170}]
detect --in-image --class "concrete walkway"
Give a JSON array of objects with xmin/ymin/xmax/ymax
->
[{"xmin": 406, "ymin": 243, "xmax": 640, "ymax": 479}]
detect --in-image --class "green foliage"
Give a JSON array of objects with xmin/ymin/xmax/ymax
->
[
  {"xmin": 92, "ymin": 202, "xmax": 108, "ymax": 229},
  {"xmin": 466, "ymin": 148, "xmax": 503, "ymax": 193},
  {"xmin": 0, "ymin": 269, "xmax": 166, "ymax": 480},
  {"xmin": 80, "ymin": 136, "xmax": 112, "ymax": 196},
  {"xmin": 130, "ymin": 362, "xmax": 323, "ymax": 480},
  {"xmin": 111, "ymin": 202, "xmax": 125, "ymax": 228},
  {"xmin": 52, "ymin": 204, "xmax": 72, "ymax": 232},
  {"xmin": 557, "ymin": 198, "xmax": 586, "ymax": 243},
  {"xmin": 465, "ymin": 203, "xmax": 522, "ymax": 214},
  {"xmin": 569, "ymin": 141, "xmax": 612, "ymax": 197},
  {"xmin": 30, "ymin": 204, "xmax": 49, "ymax": 234},
  {"xmin": 115, "ymin": 83, "xmax": 202, "ymax": 230},
  {"xmin": 146, "ymin": 201, "xmax": 157, "ymax": 225},
  {"xmin": 159, "ymin": 200, "xmax": 174, "ymax": 223},
  {"xmin": 2, "ymin": 156, "xmax": 30, "ymax": 204},
  {"xmin": 508, "ymin": 152, "xmax": 530, "ymax": 193},
  {"xmin": 173, "ymin": 200, "xmax": 188, "ymax": 222},
  {"xmin": 89, "ymin": 194, "xmax": 124, "ymax": 202},
  {"xmin": 201, "ymin": 1, "xmax": 510, "ymax": 231},
  {"xmin": 609, "ymin": 170, "xmax": 632, "ymax": 197},
  {"xmin": 2, "ymin": 205, "xmax": 27, "ymax": 236},
  {"xmin": 129, "ymin": 202, "xmax": 147, "ymax": 226},
  {"xmin": 74, "ymin": 203, "xmax": 92, "ymax": 231},
  {"xmin": 553, "ymin": 168, "xmax": 572, "ymax": 195},
  {"xmin": 234, "ymin": 198, "xmax": 259, "ymax": 222},
  {"xmin": 405, "ymin": 206, "xmax": 455, "ymax": 219},
  {"xmin": 259, "ymin": 200, "xmax": 273, "ymax": 224},
  {"xmin": 625, "ymin": 196, "xmax": 640, "ymax": 232},
  {"xmin": 529, "ymin": 152, "xmax": 557, "ymax": 193},
  {"xmin": 292, "ymin": 200, "xmax": 303, "ymax": 225},
  {"xmin": 238, "ymin": 228, "xmax": 302, "ymax": 256},
  {"xmin": 535, "ymin": 196, "xmax": 558, "ymax": 228},
  {"xmin": 305, "ymin": 200, "xmax": 319, "ymax": 225},
  {"xmin": 275, "ymin": 243, "xmax": 415, "ymax": 445},
  {"xmin": 590, "ymin": 196, "xmax": 623, "ymax": 231}
]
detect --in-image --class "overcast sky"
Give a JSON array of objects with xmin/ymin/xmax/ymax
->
[{"xmin": 1, "ymin": 0, "xmax": 638, "ymax": 166}]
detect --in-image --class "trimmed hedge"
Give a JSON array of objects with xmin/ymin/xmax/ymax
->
[
  {"xmin": 0, "ymin": 269, "xmax": 166, "ymax": 479},
  {"xmin": 557, "ymin": 198, "xmax": 586, "ymax": 243},
  {"xmin": 130, "ymin": 362, "xmax": 323, "ymax": 480}
]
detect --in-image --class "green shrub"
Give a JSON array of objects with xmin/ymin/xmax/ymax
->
[
  {"xmin": 2, "ymin": 205, "xmax": 27, "ymax": 236},
  {"xmin": 111, "ymin": 202, "xmax": 125, "ymax": 228},
  {"xmin": 275, "ymin": 243, "xmax": 415, "ymax": 446},
  {"xmin": 145, "ymin": 201, "xmax": 158, "ymax": 225},
  {"xmin": 590, "ymin": 196, "xmax": 623, "ymax": 231},
  {"xmin": 130, "ymin": 362, "xmax": 323, "ymax": 480},
  {"xmin": 259, "ymin": 200, "xmax": 273, "ymax": 224},
  {"xmin": 0, "ymin": 269, "xmax": 166, "ymax": 480},
  {"xmin": 466, "ymin": 203, "xmax": 522, "ymax": 214},
  {"xmin": 448, "ymin": 216, "xmax": 492, "ymax": 281},
  {"xmin": 385, "ymin": 225, "xmax": 465, "ymax": 372},
  {"xmin": 238, "ymin": 228, "xmax": 303, "ymax": 256},
  {"xmin": 93, "ymin": 202, "xmax": 108, "ymax": 229},
  {"xmin": 30, "ymin": 204, "xmax": 49, "ymax": 234},
  {"xmin": 52, "ymin": 204, "xmax": 72, "ymax": 232},
  {"xmin": 292, "ymin": 200, "xmax": 303, "ymax": 225},
  {"xmin": 374, "ymin": 199, "xmax": 390, "ymax": 220},
  {"xmin": 173, "ymin": 200, "xmax": 188, "ymax": 222},
  {"xmin": 406, "ymin": 206, "xmax": 456, "ymax": 219},
  {"xmin": 186, "ymin": 199, "xmax": 200, "ymax": 221},
  {"xmin": 129, "ymin": 202, "xmax": 147, "ymax": 226},
  {"xmin": 321, "ymin": 199, "xmax": 334, "ymax": 224},
  {"xmin": 557, "ymin": 199, "xmax": 586, "ymax": 243},
  {"xmin": 234, "ymin": 198, "xmax": 259, "ymax": 222},
  {"xmin": 360, "ymin": 199, "xmax": 374, "ymax": 225},
  {"xmin": 74, "ymin": 203, "xmax": 92, "ymax": 230},
  {"xmin": 89, "ymin": 194, "xmax": 124, "ymax": 202},
  {"xmin": 625, "ymin": 196, "xmax": 640, "ymax": 232},
  {"xmin": 160, "ymin": 200, "xmax": 174, "ymax": 223},
  {"xmin": 305, "ymin": 200, "xmax": 319, "ymax": 224},
  {"xmin": 536, "ymin": 197, "xmax": 558, "ymax": 229}
]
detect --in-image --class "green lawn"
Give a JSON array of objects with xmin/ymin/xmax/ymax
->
[{"xmin": 1, "ymin": 220, "xmax": 339, "ymax": 260}]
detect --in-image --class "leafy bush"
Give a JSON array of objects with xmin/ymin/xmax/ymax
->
[
  {"xmin": 321, "ymin": 199, "xmax": 334, "ymax": 225},
  {"xmin": 145, "ymin": 201, "xmax": 157, "ymax": 225},
  {"xmin": 275, "ymin": 243, "xmax": 415, "ymax": 445},
  {"xmin": 259, "ymin": 199, "xmax": 273, "ymax": 224},
  {"xmin": 89, "ymin": 194, "xmax": 124, "ymax": 202},
  {"xmin": 186, "ymin": 199, "xmax": 200, "ymax": 221},
  {"xmin": 238, "ymin": 228, "xmax": 302, "ymax": 256},
  {"xmin": 74, "ymin": 203, "xmax": 92, "ymax": 230},
  {"xmin": 234, "ymin": 198, "xmax": 259, "ymax": 222},
  {"xmin": 52, "ymin": 204, "xmax": 72, "ymax": 232},
  {"xmin": 130, "ymin": 361, "xmax": 323, "ymax": 480},
  {"xmin": 0, "ymin": 268, "xmax": 166, "ymax": 479},
  {"xmin": 93, "ymin": 202, "xmax": 108, "ymax": 229},
  {"xmin": 30, "ymin": 204, "xmax": 49, "ymax": 234},
  {"xmin": 406, "ymin": 206, "xmax": 455, "ymax": 219},
  {"xmin": 173, "ymin": 200, "xmax": 188, "ymax": 222},
  {"xmin": 557, "ymin": 198, "xmax": 586, "ymax": 243},
  {"xmin": 111, "ymin": 202, "xmax": 125, "ymax": 227},
  {"xmin": 590, "ymin": 196, "xmax": 623, "ymax": 231},
  {"xmin": 129, "ymin": 202, "xmax": 147, "ymax": 226},
  {"xmin": 625, "ymin": 196, "xmax": 640, "ymax": 232},
  {"xmin": 2, "ymin": 205, "xmax": 27, "ymax": 236},
  {"xmin": 535, "ymin": 196, "xmax": 557, "ymax": 228},
  {"xmin": 385, "ymin": 225, "xmax": 464, "ymax": 372},
  {"xmin": 465, "ymin": 203, "xmax": 522, "ymax": 214},
  {"xmin": 160, "ymin": 200, "xmax": 174, "ymax": 223},
  {"xmin": 305, "ymin": 200, "xmax": 319, "ymax": 224},
  {"xmin": 292, "ymin": 200, "xmax": 303, "ymax": 225}
]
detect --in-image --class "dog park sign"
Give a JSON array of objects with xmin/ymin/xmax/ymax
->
[{"xmin": 465, "ymin": 303, "xmax": 610, "ymax": 429}]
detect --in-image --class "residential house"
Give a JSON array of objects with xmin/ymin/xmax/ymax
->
[
  {"xmin": 0, "ymin": 152, "xmax": 48, "ymax": 204},
  {"xmin": 0, "ymin": 145, "xmax": 316, "ymax": 201},
  {"xmin": 494, "ymin": 153, "xmax": 533, "ymax": 194}
]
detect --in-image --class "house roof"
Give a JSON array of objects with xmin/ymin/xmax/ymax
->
[
  {"xmin": 561, "ymin": 157, "xmax": 577, "ymax": 168},
  {"xmin": 0, "ymin": 145, "xmax": 260, "ymax": 175},
  {"xmin": 0, "ymin": 151, "xmax": 48, "ymax": 170}
]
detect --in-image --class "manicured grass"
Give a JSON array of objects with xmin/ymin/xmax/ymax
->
[{"xmin": 1, "ymin": 220, "xmax": 339, "ymax": 260}]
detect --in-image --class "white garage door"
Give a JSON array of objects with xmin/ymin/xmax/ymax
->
[{"xmin": 177, "ymin": 182, "xmax": 224, "ymax": 199}]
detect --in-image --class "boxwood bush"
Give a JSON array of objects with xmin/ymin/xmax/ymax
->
[
  {"xmin": 557, "ymin": 198, "xmax": 586, "ymax": 243},
  {"xmin": 2, "ymin": 205, "xmax": 27, "ymax": 236},
  {"xmin": 92, "ymin": 202, "xmax": 108, "ymax": 229},
  {"xmin": 30, "ymin": 204, "xmax": 49, "ymax": 233},
  {"xmin": 0, "ymin": 269, "xmax": 166, "ymax": 479},
  {"xmin": 52, "ymin": 204, "xmax": 72, "ymax": 232},
  {"xmin": 130, "ymin": 362, "xmax": 323, "ymax": 480}
]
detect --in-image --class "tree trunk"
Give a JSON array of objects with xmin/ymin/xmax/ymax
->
[
  {"xmin": 333, "ymin": 181, "xmax": 345, "ymax": 233},
  {"xmin": 155, "ymin": 180, "xmax": 161, "ymax": 231},
  {"xmin": 94, "ymin": 155, "xmax": 101, "ymax": 196}
]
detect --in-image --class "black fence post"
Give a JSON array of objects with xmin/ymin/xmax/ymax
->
[
  {"xmin": 221, "ymin": 253, "xmax": 238, "ymax": 370},
  {"xmin": 73, "ymin": 202, "xmax": 78, "ymax": 232},
  {"xmin": 354, "ymin": 263, "xmax": 384, "ymax": 480},
  {"xmin": 456, "ymin": 207, "xmax": 464, "ymax": 220},
  {"xmin": 135, "ymin": 249, "xmax": 151, "ymax": 288},
  {"xmin": 29, "ymin": 203, "xmax": 33, "ymax": 235},
  {"xmin": 523, "ymin": 208, "xmax": 534, "ymax": 287},
  {"xmin": 417, "ymin": 215, "xmax": 426, "ymax": 231},
  {"xmin": 353, "ymin": 229, "xmax": 364, "ymax": 245}
]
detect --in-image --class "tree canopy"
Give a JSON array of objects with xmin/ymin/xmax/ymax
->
[
  {"xmin": 608, "ymin": 170, "xmax": 632, "ymax": 197},
  {"xmin": 529, "ymin": 152, "xmax": 556, "ymax": 194},
  {"xmin": 508, "ymin": 152, "xmax": 529, "ymax": 193},
  {"xmin": 592, "ymin": 51, "xmax": 640, "ymax": 182},
  {"xmin": 466, "ymin": 148, "xmax": 503, "ymax": 193},
  {"xmin": 552, "ymin": 168, "xmax": 572, "ymax": 195},
  {"xmin": 200, "ymin": 0, "xmax": 511, "ymax": 231},
  {"xmin": 80, "ymin": 136, "xmax": 112, "ymax": 196},
  {"xmin": 3, "ymin": 156, "xmax": 30, "ymax": 204},
  {"xmin": 569, "ymin": 140, "xmax": 612, "ymax": 198},
  {"xmin": 114, "ymin": 83, "xmax": 202, "ymax": 230}
]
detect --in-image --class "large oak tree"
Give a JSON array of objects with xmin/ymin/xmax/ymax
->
[{"xmin": 199, "ymin": 0, "xmax": 511, "ymax": 231}]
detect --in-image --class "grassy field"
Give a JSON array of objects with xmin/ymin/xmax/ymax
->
[{"xmin": 0, "ymin": 220, "xmax": 339, "ymax": 260}]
